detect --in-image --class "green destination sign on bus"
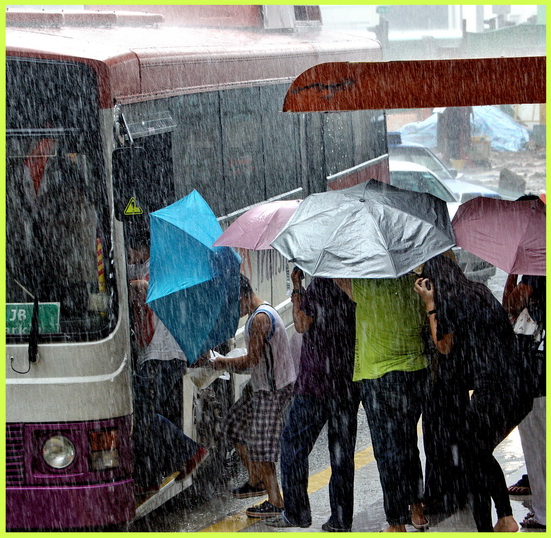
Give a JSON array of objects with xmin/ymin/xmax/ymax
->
[{"xmin": 6, "ymin": 303, "xmax": 60, "ymax": 335}]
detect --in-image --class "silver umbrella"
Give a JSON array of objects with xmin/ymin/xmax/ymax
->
[{"xmin": 271, "ymin": 179, "xmax": 455, "ymax": 278}]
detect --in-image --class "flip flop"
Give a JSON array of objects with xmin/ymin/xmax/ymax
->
[
  {"xmin": 411, "ymin": 518, "xmax": 430, "ymax": 531},
  {"xmin": 520, "ymin": 514, "xmax": 545, "ymax": 529},
  {"xmin": 508, "ymin": 485, "xmax": 531, "ymax": 495},
  {"xmin": 410, "ymin": 504, "xmax": 430, "ymax": 531}
]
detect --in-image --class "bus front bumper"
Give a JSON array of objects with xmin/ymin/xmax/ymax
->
[{"xmin": 6, "ymin": 478, "xmax": 135, "ymax": 530}]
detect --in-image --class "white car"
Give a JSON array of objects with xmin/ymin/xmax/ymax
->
[
  {"xmin": 389, "ymin": 160, "xmax": 460, "ymax": 217},
  {"xmin": 388, "ymin": 141, "xmax": 502, "ymax": 202},
  {"xmin": 388, "ymin": 160, "xmax": 497, "ymax": 284}
]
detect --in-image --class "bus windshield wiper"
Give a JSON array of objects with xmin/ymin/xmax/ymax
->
[
  {"xmin": 13, "ymin": 278, "xmax": 40, "ymax": 364},
  {"xmin": 28, "ymin": 295, "xmax": 40, "ymax": 363}
]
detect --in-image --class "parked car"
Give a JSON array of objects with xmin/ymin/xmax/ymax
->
[
  {"xmin": 388, "ymin": 160, "xmax": 497, "ymax": 284},
  {"xmin": 388, "ymin": 132, "xmax": 502, "ymax": 202},
  {"xmin": 388, "ymin": 159, "xmax": 459, "ymax": 208}
]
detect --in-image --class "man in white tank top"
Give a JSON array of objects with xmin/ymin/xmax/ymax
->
[{"xmin": 210, "ymin": 274, "xmax": 296, "ymax": 518}]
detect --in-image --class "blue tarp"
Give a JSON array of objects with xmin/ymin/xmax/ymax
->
[{"xmin": 399, "ymin": 106, "xmax": 530, "ymax": 152}]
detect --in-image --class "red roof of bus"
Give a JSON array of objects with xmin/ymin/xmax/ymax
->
[{"xmin": 6, "ymin": 22, "xmax": 382, "ymax": 109}]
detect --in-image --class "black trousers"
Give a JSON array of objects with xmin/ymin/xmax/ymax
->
[
  {"xmin": 464, "ymin": 390, "xmax": 531, "ymax": 531},
  {"xmin": 280, "ymin": 392, "xmax": 360, "ymax": 530},
  {"xmin": 359, "ymin": 369, "xmax": 429, "ymax": 526}
]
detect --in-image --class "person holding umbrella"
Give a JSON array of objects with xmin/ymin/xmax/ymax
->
[
  {"xmin": 503, "ymin": 271, "xmax": 546, "ymax": 530},
  {"xmin": 414, "ymin": 254, "xmax": 533, "ymax": 532},
  {"xmin": 266, "ymin": 268, "xmax": 359, "ymax": 532},
  {"xmin": 209, "ymin": 274, "xmax": 296, "ymax": 518},
  {"xmin": 270, "ymin": 179, "xmax": 457, "ymax": 531}
]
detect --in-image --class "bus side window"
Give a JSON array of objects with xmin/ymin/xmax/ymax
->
[
  {"xmin": 220, "ymin": 86, "xmax": 265, "ymax": 214},
  {"xmin": 260, "ymin": 85, "xmax": 301, "ymax": 199},
  {"xmin": 172, "ymin": 92, "xmax": 224, "ymax": 214}
]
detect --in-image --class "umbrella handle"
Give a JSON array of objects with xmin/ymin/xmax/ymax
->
[{"xmin": 291, "ymin": 266, "xmax": 304, "ymax": 284}]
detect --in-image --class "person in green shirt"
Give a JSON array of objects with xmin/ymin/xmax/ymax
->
[{"xmin": 353, "ymin": 273, "xmax": 429, "ymax": 532}]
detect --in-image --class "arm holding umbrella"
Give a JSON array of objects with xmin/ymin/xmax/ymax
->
[
  {"xmin": 129, "ymin": 278, "xmax": 149, "ymax": 300},
  {"xmin": 413, "ymin": 277, "xmax": 454, "ymax": 355},
  {"xmin": 502, "ymin": 274, "xmax": 533, "ymax": 319},
  {"xmin": 290, "ymin": 267, "xmax": 313, "ymax": 334}
]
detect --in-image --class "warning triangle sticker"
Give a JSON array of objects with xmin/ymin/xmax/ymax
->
[{"xmin": 124, "ymin": 197, "xmax": 144, "ymax": 216}]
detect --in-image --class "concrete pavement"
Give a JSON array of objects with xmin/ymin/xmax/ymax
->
[{"xmin": 203, "ymin": 427, "xmax": 539, "ymax": 533}]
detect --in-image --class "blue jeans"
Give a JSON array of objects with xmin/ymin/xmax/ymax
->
[
  {"xmin": 359, "ymin": 369, "xmax": 429, "ymax": 526},
  {"xmin": 280, "ymin": 392, "xmax": 360, "ymax": 530}
]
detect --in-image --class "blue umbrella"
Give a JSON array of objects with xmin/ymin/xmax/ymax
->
[{"xmin": 146, "ymin": 190, "xmax": 241, "ymax": 364}]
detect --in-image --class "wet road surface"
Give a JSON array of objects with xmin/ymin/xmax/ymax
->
[{"xmin": 129, "ymin": 416, "xmax": 537, "ymax": 532}]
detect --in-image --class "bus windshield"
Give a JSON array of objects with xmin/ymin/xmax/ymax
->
[{"xmin": 6, "ymin": 135, "xmax": 115, "ymax": 341}]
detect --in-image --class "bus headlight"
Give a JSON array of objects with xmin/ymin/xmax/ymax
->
[{"xmin": 42, "ymin": 435, "xmax": 76, "ymax": 469}]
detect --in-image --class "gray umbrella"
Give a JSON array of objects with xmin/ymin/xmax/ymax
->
[{"xmin": 271, "ymin": 179, "xmax": 455, "ymax": 278}]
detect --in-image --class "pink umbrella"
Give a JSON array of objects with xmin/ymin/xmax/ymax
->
[
  {"xmin": 213, "ymin": 199, "xmax": 301, "ymax": 250},
  {"xmin": 451, "ymin": 196, "xmax": 546, "ymax": 275}
]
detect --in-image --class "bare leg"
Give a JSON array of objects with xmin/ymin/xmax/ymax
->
[
  {"xmin": 382, "ymin": 524, "xmax": 407, "ymax": 532},
  {"xmin": 493, "ymin": 515, "xmax": 519, "ymax": 532},
  {"xmin": 235, "ymin": 444, "xmax": 263, "ymax": 486},
  {"xmin": 255, "ymin": 461, "xmax": 283, "ymax": 507}
]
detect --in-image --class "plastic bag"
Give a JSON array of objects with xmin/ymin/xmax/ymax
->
[{"xmin": 513, "ymin": 308, "xmax": 539, "ymax": 336}]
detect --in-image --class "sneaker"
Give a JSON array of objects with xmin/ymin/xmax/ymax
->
[
  {"xmin": 231, "ymin": 481, "xmax": 267, "ymax": 499},
  {"xmin": 507, "ymin": 474, "xmax": 531, "ymax": 495},
  {"xmin": 246, "ymin": 500, "xmax": 283, "ymax": 518},
  {"xmin": 322, "ymin": 521, "xmax": 351, "ymax": 532},
  {"xmin": 185, "ymin": 446, "xmax": 209, "ymax": 475},
  {"xmin": 266, "ymin": 513, "xmax": 310, "ymax": 528}
]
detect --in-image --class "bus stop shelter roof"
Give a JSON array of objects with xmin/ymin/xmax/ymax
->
[{"xmin": 282, "ymin": 56, "xmax": 545, "ymax": 112}]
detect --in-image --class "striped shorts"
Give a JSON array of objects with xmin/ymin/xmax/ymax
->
[{"xmin": 225, "ymin": 383, "xmax": 293, "ymax": 462}]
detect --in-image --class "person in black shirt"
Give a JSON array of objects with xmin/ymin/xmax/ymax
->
[
  {"xmin": 414, "ymin": 254, "xmax": 533, "ymax": 532},
  {"xmin": 267, "ymin": 270, "xmax": 359, "ymax": 531}
]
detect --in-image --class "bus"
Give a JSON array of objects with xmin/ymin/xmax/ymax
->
[{"xmin": 5, "ymin": 5, "xmax": 385, "ymax": 530}]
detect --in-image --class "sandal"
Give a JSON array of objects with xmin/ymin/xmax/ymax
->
[
  {"xmin": 507, "ymin": 474, "xmax": 531, "ymax": 495},
  {"xmin": 520, "ymin": 513, "xmax": 546, "ymax": 529},
  {"xmin": 410, "ymin": 504, "xmax": 430, "ymax": 531},
  {"xmin": 411, "ymin": 518, "xmax": 430, "ymax": 531}
]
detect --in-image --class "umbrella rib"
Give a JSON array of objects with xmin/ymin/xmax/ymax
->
[
  {"xmin": 158, "ymin": 215, "xmax": 220, "ymax": 252},
  {"xmin": 310, "ymin": 208, "xmax": 361, "ymax": 274}
]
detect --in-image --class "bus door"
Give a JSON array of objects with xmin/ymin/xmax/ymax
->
[
  {"xmin": 112, "ymin": 125, "xmax": 180, "ymax": 401},
  {"xmin": 112, "ymin": 122, "xmax": 236, "ymax": 496}
]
